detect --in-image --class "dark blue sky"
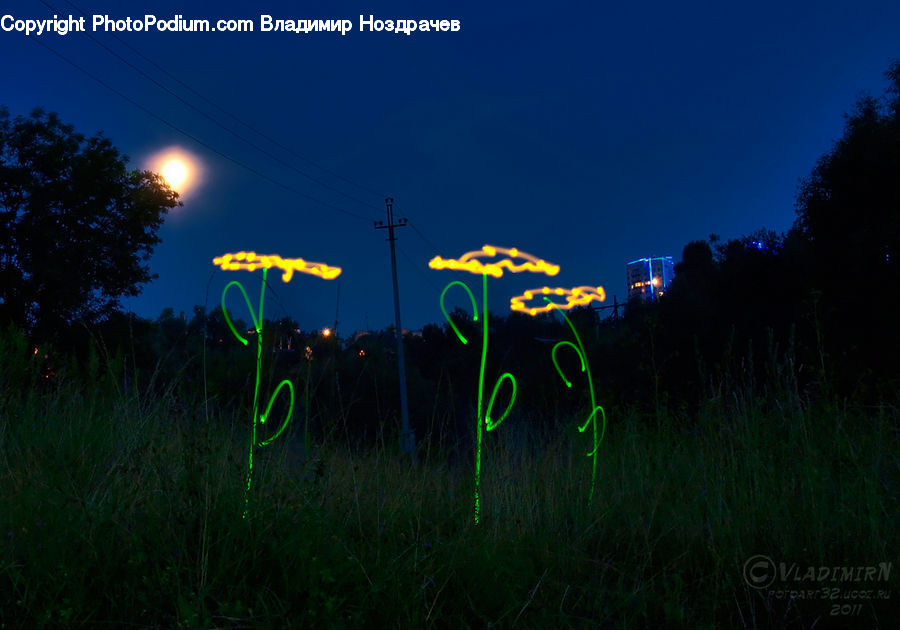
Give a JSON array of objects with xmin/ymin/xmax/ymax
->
[{"xmin": 2, "ymin": 0, "xmax": 898, "ymax": 335}]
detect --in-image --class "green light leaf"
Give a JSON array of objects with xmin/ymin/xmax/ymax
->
[
  {"xmin": 439, "ymin": 280, "xmax": 478, "ymax": 345},
  {"xmin": 580, "ymin": 405, "xmax": 606, "ymax": 457},
  {"xmin": 485, "ymin": 372, "xmax": 517, "ymax": 431},
  {"xmin": 551, "ymin": 340, "xmax": 585, "ymax": 388},
  {"xmin": 221, "ymin": 280, "xmax": 261, "ymax": 345},
  {"xmin": 258, "ymin": 379, "xmax": 295, "ymax": 446}
]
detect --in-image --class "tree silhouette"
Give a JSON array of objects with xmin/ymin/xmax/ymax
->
[
  {"xmin": 795, "ymin": 67, "xmax": 899, "ymax": 286},
  {"xmin": 793, "ymin": 61, "xmax": 900, "ymax": 390},
  {"xmin": 0, "ymin": 107, "xmax": 180, "ymax": 342}
]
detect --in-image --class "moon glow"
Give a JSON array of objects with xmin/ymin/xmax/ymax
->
[
  {"xmin": 162, "ymin": 159, "xmax": 188, "ymax": 190},
  {"xmin": 147, "ymin": 147, "xmax": 203, "ymax": 198}
]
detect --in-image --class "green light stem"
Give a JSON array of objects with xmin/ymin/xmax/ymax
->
[
  {"xmin": 474, "ymin": 272, "xmax": 488, "ymax": 524},
  {"xmin": 548, "ymin": 299, "xmax": 605, "ymax": 505},
  {"xmin": 252, "ymin": 266, "xmax": 265, "ymax": 442},
  {"xmin": 439, "ymin": 272, "xmax": 517, "ymax": 524},
  {"xmin": 222, "ymin": 268, "xmax": 294, "ymax": 519}
]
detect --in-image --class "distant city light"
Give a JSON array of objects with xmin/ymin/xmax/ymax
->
[
  {"xmin": 626, "ymin": 256, "xmax": 674, "ymax": 302},
  {"xmin": 322, "ymin": 327, "xmax": 332, "ymax": 337}
]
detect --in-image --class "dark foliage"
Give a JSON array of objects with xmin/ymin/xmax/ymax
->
[
  {"xmin": 7, "ymin": 63, "xmax": 900, "ymax": 446},
  {"xmin": 0, "ymin": 107, "xmax": 180, "ymax": 344},
  {"xmin": 791, "ymin": 61, "xmax": 900, "ymax": 395}
]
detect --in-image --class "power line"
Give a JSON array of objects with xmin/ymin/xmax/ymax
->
[
  {"xmin": 78, "ymin": 2, "xmax": 386, "ymax": 200},
  {"xmin": 387, "ymin": 207, "xmax": 450, "ymax": 292},
  {"xmin": 380, "ymin": 202, "xmax": 445, "ymax": 290},
  {"xmin": 30, "ymin": 37, "xmax": 374, "ymax": 223},
  {"xmin": 407, "ymin": 220, "xmax": 445, "ymax": 257},
  {"xmin": 396, "ymin": 242, "xmax": 444, "ymax": 295},
  {"xmin": 389, "ymin": 202, "xmax": 446, "ymax": 256},
  {"xmin": 39, "ymin": 0, "xmax": 382, "ymax": 213}
]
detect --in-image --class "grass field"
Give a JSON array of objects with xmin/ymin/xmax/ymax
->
[{"xmin": 1, "ymin": 358, "xmax": 897, "ymax": 628}]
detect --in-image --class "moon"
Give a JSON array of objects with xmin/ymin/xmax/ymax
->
[
  {"xmin": 146, "ymin": 147, "xmax": 203, "ymax": 198},
  {"xmin": 161, "ymin": 158, "xmax": 189, "ymax": 190}
]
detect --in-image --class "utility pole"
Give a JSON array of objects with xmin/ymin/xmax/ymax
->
[
  {"xmin": 333, "ymin": 282, "xmax": 341, "ymax": 339},
  {"xmin": 375, "ymin": 198, "xmax": 416, "ymax": 458},
  {"xmin": 592, "ymin": 295, "xmax": 620, "ymax": 335}
]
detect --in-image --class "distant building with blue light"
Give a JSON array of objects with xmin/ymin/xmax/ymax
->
[{"xmin": 627, "ymin": 256, "xmax": 675, "ymax": 301}]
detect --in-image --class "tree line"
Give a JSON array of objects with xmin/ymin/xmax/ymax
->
[{"xmin": 1, "ymin": 62, "xmax": 897, "ymax": 445}]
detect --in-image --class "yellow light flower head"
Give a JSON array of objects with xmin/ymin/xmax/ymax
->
[
  {"xmin": 510, "ymin": 285, "xmax": 606, "ymax": 316},
  {"xmin": 428, "ymin": 245, "xmax": 560, "ymax": 278},
  {"xmin": 212, "ymin": 251, "xmax": 342, "ymax": 282}
]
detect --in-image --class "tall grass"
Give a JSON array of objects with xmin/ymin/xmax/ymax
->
[{"xmin": 1, "ymin": 339, "xmax": 897, "ymax": 628}]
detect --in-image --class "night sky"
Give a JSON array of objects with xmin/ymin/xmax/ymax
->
[{"xmin": 2, "ymin": 0, "xmax": 898, "ymax": 336}]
